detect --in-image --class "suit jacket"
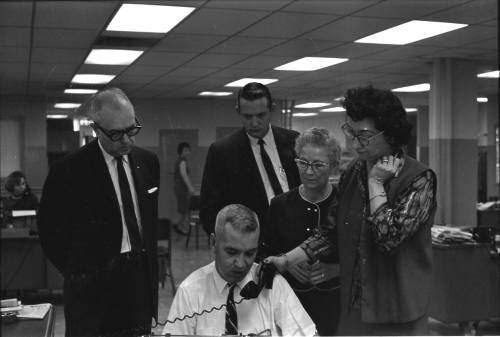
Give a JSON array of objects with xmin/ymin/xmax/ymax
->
[
  {"xmin": 37, "ymin": 140, "xmax": 160, "ymax": 331},
  {"xmin": 200, "ymin": 126, "xmax": 300, "ymax": 235}
]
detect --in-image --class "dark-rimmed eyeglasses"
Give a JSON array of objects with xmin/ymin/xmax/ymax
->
[
  {"xmin": 341, "ymin": 123, "xmax": 384, "ymax": 147},
  {"xmin": 294, "ymin": 158, "xmax": 330, "ymax": 172},
  {"xmin": 92, "ymin": 117, "xmax": 142, "ymax": 142}
]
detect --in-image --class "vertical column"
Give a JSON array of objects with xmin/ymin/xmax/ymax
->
[
  {"xmin": 416, "ymin": 106, "xmax": 429, "ymax": 165},
  {"xmin": 429, "ymin": 58, "xmax": 478, "ymax": 227},
  {"xmin": 485, "ymin": 95, "xmax": 499, "ymax": 199}
]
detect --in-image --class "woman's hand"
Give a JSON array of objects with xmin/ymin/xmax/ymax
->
[
  {"xmin": 309, "ymin": 261, "xmax": 339, "ymax": 285},
  {"xmin": 288, "ymin": 262, "xmax": 310, "ymax": 284},
  {"xmin": 368, "ymin": 155, "xmax": 402, "ymax": 184}
]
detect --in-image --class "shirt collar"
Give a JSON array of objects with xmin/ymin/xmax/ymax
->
[
  {"xmin": 97, "ymin": 139, "xmax": 129, "ymax": 165},
  {"xmin": 246, "ymin": 125, "xmax": 274, "ymax": 147},
  {"xmin": 212, "ymin": 262, "xmax": 256, "ymax": 295}
]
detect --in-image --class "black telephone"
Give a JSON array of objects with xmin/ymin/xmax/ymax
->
[{"xmin": 240, "ymin": 262, "xmax": 277, "ymax": 299}]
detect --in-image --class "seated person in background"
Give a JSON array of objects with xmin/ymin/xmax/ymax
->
[
  {"xmin": 1, "ymin": 171, "xmax": 39, "ymax": 226},
  {"xmin": 262, "ymin": 127, "xmax": 341, "ymax": 336},
  {"xmin": 163, "ymin": 204, "xmax": 316, "ymax": 336}
]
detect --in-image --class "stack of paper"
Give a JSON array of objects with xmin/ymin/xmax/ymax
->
[
  {"xmin": 1, "ymin": 298, "xmax": 22, "ymax": 314},
  {"xmin": 17, "ymin": 303, "xmax": 52, "ymax": 319}
]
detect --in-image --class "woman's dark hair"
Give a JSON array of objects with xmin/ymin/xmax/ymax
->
[
  {"xmin": 177, "ymin": 142, "xmax": 191, "ymax": 155},
  {"xmin": 341, "ymin": 85, "xmax": 412, "ymax": 147},
  {"xmin": 236, "ymin": 82, "xmax": 273, "ymax": 112},
  {"xmin": 5, "ymin": 171, "xmax": 27, "ymax": 193}
]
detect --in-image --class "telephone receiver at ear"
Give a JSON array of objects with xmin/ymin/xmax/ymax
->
[{"xmin": 240, "ymin": 262, "xmax": 277, "ymax": 299}]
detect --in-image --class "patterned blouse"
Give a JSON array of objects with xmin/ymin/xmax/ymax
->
[{"xmin": 301, "ymin": 158, "xmax": 436, "ymax": 259}]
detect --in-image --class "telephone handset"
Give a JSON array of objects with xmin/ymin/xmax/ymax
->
[{"xmin": 240, "ymin": 262, "xmax": 277, "ymax": 299}]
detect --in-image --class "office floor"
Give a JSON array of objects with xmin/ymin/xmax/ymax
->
[{"xmin": 45, "ymin": 229, "xmax": 499, "ymax": 336}]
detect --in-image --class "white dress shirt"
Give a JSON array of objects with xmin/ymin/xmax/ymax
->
[
  {"xmin": 98, "ymin": 140, "xmax": 142, "ymax": 253},
  {"xmin": 247, "ymin": 127, "xmax": 290, "ymax": 203},
  {"xmin": 163, "ymin": 262, "xmax": 316, "ymax": 336}
]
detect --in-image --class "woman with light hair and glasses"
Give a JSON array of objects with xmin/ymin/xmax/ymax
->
[
  {"xmin": 266, "ymin": 85, "xmax": 437, "ymax": 335},
  {"xmin": 262, "ymin": 127, "xmax": 341, "ymax": 335}
]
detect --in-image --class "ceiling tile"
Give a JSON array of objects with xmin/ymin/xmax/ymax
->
[
  {"xmin": 0, "ymin": 2, "xmax": 33, "ymax": 27},
  {"xmin": 282, "ymin": 0, "xmax": 377, "ymax": 15},
  {"xmin": 354, "ymin": 0, "xmax": 466, "ymax": 19},
  {"xmin": 0, "ymin": 47, "xmax": 30, "ymax": 63},
  {"xmin": 35, "ymin": 1, "xmax": 118, "ymax": 30},
  {"xmin": 31, "ymin": 48, "xmax": 88, "ymax": 64},
  {"xmin": 155, "ymin": 33, "xmax": 226, "ymax": 53},
  {"xmin": 119, "ymin": 65, "xmax": 170, "ymax": 77},
  {"xmin": 414, "ymin": 25, "xmax": 497, "ymax": 47},
  {"xmin": 30, "ymin": 63, "xmax": 78, "ymax": 76},
  {"xmin": 420, "ymin": 47, "xmax": 486, "ymax": 59},
  {"xmin": 367, "ymin": 61, "xmax": 431, "ymax": 75},
  {"xmin": 135, "ymin": 51, "xmax": 198, "ymax": 67},
  {"xmin": 34, "ymin": 28, "xmax": 97, "ymax": 49},
  {"xmin": 209, "ymin": 36, "xmax": 286, "ymax": 54},
  {"xmin": 0, "ymin": 62, "xmax": 28, "ymax": 74},
  {"xmin": 167, "ymin": 66, "xmax": 220, "ymax": 78},
  {"xmin": 174, "ymin": 8, "xmax": 269, "ymax": 35},
  {"xmin": 317, "ymin": 43, "xmax": 392, "ymax": 59},
  {"xmin": 366, "ymin": 45, "xmax": 445, "ymax": 61},
  {"xmin": 0, "ymin": 27, "xmax": 30, "ymax": 47},
  {"xmin": 185, "ymin": 53, "xmax": 249, "ymax": 68},
  {"xmin": 205, "ymin": 1, "xmax": 292, "ymax": 11},
  {"xmin": 463, "ymin": 38, "xmax": 498, "ymax": 50},
  {"xmin": 232, "ymin": 55, "xmax": 296, "ymax": 70},
  {"xmin": 303, "ymin": 16, "xmax": 404, "ymax": 42},
  {"xmin": 423, "ymin": 0, "xmax": 497, "ymax": 24},
  {"xmin": 240, "ymin": 12, "xmax": 337, "ymax": 38},
  {"xmin": 262, "ymin": 38, "xmax": 343, "ymax": 57}
]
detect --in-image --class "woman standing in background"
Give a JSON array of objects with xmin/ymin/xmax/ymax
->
[
  {"xmin": 1, "ymin": 170, "xmax": 39, "ymax": 226},
  {"xmin": 173, "ymin": 142, "xmax": 195, "ymax": 235}
]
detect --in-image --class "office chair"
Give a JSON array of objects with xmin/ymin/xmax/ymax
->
[{"xmin": 157, "ymin": 218, "xmax": 176, "ymax": 295}]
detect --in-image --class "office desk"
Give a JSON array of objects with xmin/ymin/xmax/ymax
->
[
  {"xmin": 1, "ymin": 305, "xmax": 55, "ymax": 337},
  {"xmin": 429, "ymin": 243, "xmax": 499, "ymax": 327},
  {"xmin": 1, "ymin": 229, "xmax": 63, "ymax": 291}
]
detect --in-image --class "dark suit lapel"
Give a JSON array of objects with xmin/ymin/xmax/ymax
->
[{"xmin": 128, "ymin": 149, "xmax": 151, "ymax": 243}]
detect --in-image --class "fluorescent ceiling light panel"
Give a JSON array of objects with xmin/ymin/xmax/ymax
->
[
  {"xmin": 274, "ymin": 57, "xmax": 348, "ymax": 71},
  {"xmin": 321, "ymin": 107, "xmax": 346, "ymax": 112},
  {"xmin": 355, "ymin": 20, "xmax": 467, "ymax": 45},
  {"xmin": 477, "ymin": 97, "xmax": 488, "ymax": 103},
  {"xmin": 405, "ymin": 108, "xmax": 418, "ymax": 112},
  {"xmin": 392, "ymin": 83, "xmax": 430, "ymax": 92},
  {"xmin": 334, "ymin": 97, "xmax": 343, "ymax": 101},
  {"xmin": 477, "ymin": 70, "xmax": 499, "ymax": 78},
  {"xmin": 72, "ymin": 74, "xmax": 115, "ymax": 85},
  {"xmin": 47, "ymin": 114, "xmax": 68, "ymax": 119},
  {"xmin": 106, "ymin": 4, "xmax": 195, "ymax": 33},
  {"xmin": 198, "ymin": 91, "xmax": 233, "ymax": 96},
  {"xmin": 84, "ymin": 49, "xmax": 143, "ymax": 65},
  {"xmin": 64, "ymin": 89, "xmax": 98, "ymax": 95},
  {"xmin": 225, "ymin": 78, "xmax": 278, "ymax": 87},
  {"xmin": 293, "ymin": 112, "xmax": 318, "ymax": 117},
  {"xmin": 54, "ymin": 103, "xmax": 81, "ymax": 109},
  {"xmin": 295, "ymin": 103, "xmax": 331, "ymax": 108}
]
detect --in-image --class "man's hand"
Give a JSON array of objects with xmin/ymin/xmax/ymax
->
[
  {"xmin": 263, "ymin": 255, "xmax": 288, "ymax": 273},
  {"xmin": 309, "ymin": 261, "xmax": 339, "ymax": 285}
]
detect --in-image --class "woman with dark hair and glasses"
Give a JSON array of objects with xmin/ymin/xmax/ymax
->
[
  {"xmin": 173, "ymin": 142, "xmax": 195, "ymax": 235},
  {"xmin": 262, "ymin": 127, "xmax": 341, "ymax": 336},
  {"xmin": 1, "ymin": 170, "xmax": 39, "ymax": 226},
  {"xmin": 266, "ymin": 85, "xmax": 437, "ymax": 335}
]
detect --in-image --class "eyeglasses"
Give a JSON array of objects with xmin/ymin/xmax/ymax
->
[
  {"xmin": 341, "ymin": 123, "xmax": 384, "ymax": 147},
  {"xmin": 294, "ymin": 158, "xmax": 330, "ymax": 172},
  {"xmin": 92, "ymin": 117, "xmax": 142, "ymax": 142}
]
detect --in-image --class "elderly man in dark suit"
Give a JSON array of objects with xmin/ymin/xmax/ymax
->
[
  {"xmin": 200, "ymin": 82, "xmax": 300, "ymax": 239},
  {"xmin": 38, "ymin": 88, "xmax": 160, "ymax": 337}
]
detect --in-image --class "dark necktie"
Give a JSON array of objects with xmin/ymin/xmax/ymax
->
[
  {"xmin": 115, "ymin": 156, "xmax": 142, "ymax": 252},
  {"xmin": 258, "ymin": 139, "xmax": 283, "ymax": 196},
  {"xmin": 225, "ymin": 283, "xmax": 238, "ymax": 335}
]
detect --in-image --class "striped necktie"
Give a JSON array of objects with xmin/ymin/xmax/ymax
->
[
  {"xmin": 225, "ymin": 283, "xmax": 238, "ymax": 335},
  {"xmin": 258, "ymin": 139, "xmax": 283, "ymax": 196}
]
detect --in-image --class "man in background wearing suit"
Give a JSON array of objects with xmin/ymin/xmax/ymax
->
[
  {"xmin": 200, "ymin": 82, "xmax": 300, "ymax": 239},
  {"xmin": 38, "ymin": 88, "xmax": 160, "ymax": 337}
]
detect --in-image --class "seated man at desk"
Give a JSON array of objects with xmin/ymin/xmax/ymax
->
[{"xmin": 163, "ymin": 204, "xmax": 316, "ymax": 336}]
